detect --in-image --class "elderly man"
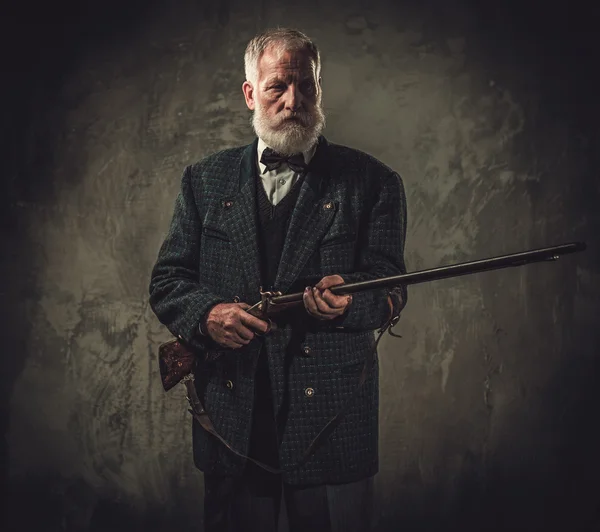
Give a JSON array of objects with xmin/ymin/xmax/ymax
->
[{"xmin": 149, "ymin": 28, "xmax": 407, "ymax": 532}]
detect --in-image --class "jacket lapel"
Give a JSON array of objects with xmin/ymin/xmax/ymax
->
[
  {"xmin": 219, "ymin": 139, "xmax": 262, "ymax": 301},
  {"xmin": 274, "ymin": 137, "xmax": 336, "ymax": 294}
]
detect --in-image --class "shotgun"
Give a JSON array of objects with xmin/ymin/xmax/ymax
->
[{"xmin": 158, "ymin": 241, "xmax": 586, "ymax": 392}]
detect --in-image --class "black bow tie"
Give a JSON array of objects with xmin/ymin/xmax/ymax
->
[{"xmin": 260, "ymin": 147, "xmax": 308, "ymax": 174}]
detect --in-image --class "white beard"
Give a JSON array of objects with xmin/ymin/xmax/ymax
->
[{"xmin": 251, "ymin": 100, "xmax": 326, "ymax": 155}]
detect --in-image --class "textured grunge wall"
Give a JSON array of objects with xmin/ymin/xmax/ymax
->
[{"xmin": 2, "ymin": 0, "xmax": 599, "ymax": 530}]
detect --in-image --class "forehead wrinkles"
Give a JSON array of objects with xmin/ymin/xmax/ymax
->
[
  {"xmin": 266, "ymin": 68, "xmax": 313, "ymax": 85},
  {"xmin": 258, "ymin": 47, "xmax": 316, "ymax": 82}
]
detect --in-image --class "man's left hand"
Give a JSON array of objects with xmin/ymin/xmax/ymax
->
[{"xmin": 303, "ymin": 275, "xmax": 352, "ymax": 320}]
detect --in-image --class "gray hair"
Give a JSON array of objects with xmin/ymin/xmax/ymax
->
[{"xmin": 244, "ymin": 28, "xmax": 321, "ymax": 86}]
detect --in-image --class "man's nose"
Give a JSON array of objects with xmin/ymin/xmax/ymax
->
[{"xmin": 284, "ymin": 84, "xmax": 302, "ymax": 111}]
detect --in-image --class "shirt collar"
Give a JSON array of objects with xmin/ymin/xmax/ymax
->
[{"xmin": 257, "ymin": 137, "xmax": 317, "ymax": 175}]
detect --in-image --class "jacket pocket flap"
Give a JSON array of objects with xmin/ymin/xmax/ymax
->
[
  {"xmin": 320, "ymin": 231, "xmax": 356, "ymax": 248},
  {"xmin": 202, "ymin": 226, "xmax": 230, "ymax": 241}
]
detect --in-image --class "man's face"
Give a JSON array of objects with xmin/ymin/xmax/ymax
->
[{"xmin": 243, "ymin": 45, "xmax": 325, "ymax": 155}]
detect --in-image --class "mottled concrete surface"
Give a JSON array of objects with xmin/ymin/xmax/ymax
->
[{"xmin": 2, "ymin": 0, "xmax": 599, "ymax": 530}]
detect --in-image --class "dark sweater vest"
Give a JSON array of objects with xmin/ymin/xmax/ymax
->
[
  {"xmin": 247, "ymin": 169, "xmax": 305, "ymax": 473},
  {"xmin": 256, "ymin": 176, "xmax": 305, "ymax": 291}
]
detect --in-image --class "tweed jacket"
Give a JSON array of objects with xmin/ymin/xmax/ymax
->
[{"xmin": 149, "ymin": 136, "xmax": 408, "ymax": 485}]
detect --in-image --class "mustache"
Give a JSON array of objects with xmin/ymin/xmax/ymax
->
[{"xmin": 275, "ymin": 111, "xmax": 313, "ymax": 127}]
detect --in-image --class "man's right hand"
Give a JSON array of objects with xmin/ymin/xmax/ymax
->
[{"xmin": 204, "ymin": 303, "xmax": 269, "ymax": 349}]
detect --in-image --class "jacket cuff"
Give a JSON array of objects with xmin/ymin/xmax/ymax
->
[
  {"xmin": 166, "ymin": 292, "xmax": 227, "ymax": 344},
  {"xmin": 333, "ymin": 287, "xmax": 389, "ymax": 330}
]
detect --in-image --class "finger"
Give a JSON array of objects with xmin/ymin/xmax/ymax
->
[
  {"xmin": 312, "ymin": 288, "xmax": 341, "ymax": 316},
  {"xmin": 227, "ymin": 329, "xmax": 253, "ymax": 345},
  {"xmin": 303, "ymin": 286, "xmax": 326, "ymax": 318},
  {"xmin": 215, "ymin": 336, "xmax": 244, "ymax": 349},
  {"xmin": 313, "ymin": 290, "xmax": 341, "ymax": 319},
  {"xmin": 234, "ymin": 323, "xmax": 255, "ymax": 342},
  {"xmin": 240, "ymin": 312, "xmax": 269, "ymax": 333},
  {"xmin": 321, "ymin": 288, "xmax": 351, "ymax": 309},
  {"xmin": 217, "ymin": 318, "xmax": 253, "ymax": 342},
  {"xmin": 315, "ymin": 275, "xmax": 344, "ymax": 290},
  {"xmin": 210, "ymin": 324, "xmax": 246, "ymax": 346},
  {"xmin": 215, "ymin": 321, "xmax": 252, "ymax": 345},
  {"xmin": 226, "ymin": 340, "xmax": 245, "ymax": 349}
]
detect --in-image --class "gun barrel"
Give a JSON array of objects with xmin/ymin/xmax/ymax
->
[{"xmin": 270, "ymin": 241, "xmax": 586, "ymax": 305}]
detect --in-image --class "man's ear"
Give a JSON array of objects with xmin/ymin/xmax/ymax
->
[{"xmin": 242, "ymin": 81, "xmax": 255, "ymax": 110}]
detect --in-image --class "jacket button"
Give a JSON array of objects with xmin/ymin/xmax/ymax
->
[
  {"xmin": 233, "ymin": 296, "xmax": 241, "ymax": 303},
  {"xmin": 302, "ymin": 345, "xmax": 312, "ymax": 355},
  {"xmin": 223, "ymin": 200, "xmax": 234, "ymax": 208},
  {"xmin": 323, "ymin": 201, "xmax": 333, "ymax": 210},
  {"xmin": 304, "ymin": 387, "xmax": 315, "ymax": 397},
  {"xmin": 225, "ymin": 380, "xmax": 234, "ymax": 390}
]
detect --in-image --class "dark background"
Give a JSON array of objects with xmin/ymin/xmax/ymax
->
[{"xmin": 1, "ymin": 0, "xmax": 599, "ymax": 530}]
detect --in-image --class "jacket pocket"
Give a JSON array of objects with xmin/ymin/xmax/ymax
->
[
  {"xmin": 202, "ymin": 226, "xmax": 230, "ymax": 242},
  {"xmin": 320, "ymin": 231, "xmax": 356, "ymax": 248}
]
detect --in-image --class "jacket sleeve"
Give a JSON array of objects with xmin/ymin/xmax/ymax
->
[
  {"xmin": 332, "ymin": 170, "xmax": 408, "ymax": 331},
  {"xmin": 149, "ymin": 165, "xmax": 226, "ymax": 345}
]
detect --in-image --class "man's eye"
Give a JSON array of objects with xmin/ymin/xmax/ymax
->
[
  {"xmin": 301, "ymin": 81, "xmax": 315, "ymax": 93},
  {"xmin": 270, "ymin": 84, "xmax": 285, "ymax": 91}
]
